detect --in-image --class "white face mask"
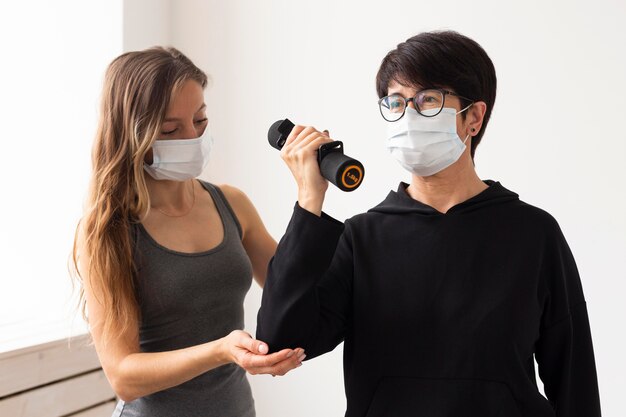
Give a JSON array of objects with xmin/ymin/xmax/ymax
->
[
  {"xmin": 143, "ymin": 126, "xmax": 213, "ymax": 181},
  {"xmin": 385, "ymin": 106, "xmax": 471, "ymax": 177}
]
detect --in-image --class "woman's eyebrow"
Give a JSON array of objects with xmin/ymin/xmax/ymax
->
[{"xmin": 163, "ymin": 104, "xmax": 207, "ymax": 122}]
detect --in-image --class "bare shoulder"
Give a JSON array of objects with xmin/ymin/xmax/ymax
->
[
  {"xmin": 214, "ymin": 184, "xmax": 260, "ymax": 236},
  {"xmin": 215, "ymin": 184, "xmax": 254, "ymax": 211}
]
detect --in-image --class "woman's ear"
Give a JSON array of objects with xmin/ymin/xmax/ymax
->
[
  {"xmin": 467, "ymin": 101, "xmax": 487, "ymax": 136},
  {"xmin": 144, "ymin": 148, "xmax": 154, "ymax": 165}
]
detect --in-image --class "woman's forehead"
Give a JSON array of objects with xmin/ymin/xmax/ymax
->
[
  {"xmin": 387, "ymin": 80, "xmax": 422, "ymax": 95},
  {"xmin": 387, "ymin": 79, "xmax": 425, "ymax": 96},
  {"xmin": 387, "ymin": 80, "xmax": 455, "ymax": 96}
]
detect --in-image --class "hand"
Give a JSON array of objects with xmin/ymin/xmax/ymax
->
[
  {"xmin": 280, "ymin": 125, "xmax": 334, "ymax": 216},
  {"xmin": 221, "ymin": 330, "xmax": 306, "ymax": 376}
]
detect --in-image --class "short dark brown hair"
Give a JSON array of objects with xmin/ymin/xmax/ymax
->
[{"xmin": 376, "ymin": 31, "xmax": 497, "ymax": 157}]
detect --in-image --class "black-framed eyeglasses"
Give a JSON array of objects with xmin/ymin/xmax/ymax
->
[{"xmin": 378, "ymin": 88, "xmax": 474, "ymax": 122}]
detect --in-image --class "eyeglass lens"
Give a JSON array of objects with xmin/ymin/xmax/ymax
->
[{"xmin": 379, "ymin": 89, "xmax": 446, "ymax": 121}]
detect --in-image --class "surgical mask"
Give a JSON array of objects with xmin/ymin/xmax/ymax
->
[
  {"xmin": 385, "ymin": 105, "xmax": 471, "ymax": 177},
  {"xmin": 143, "ymin": 127, "xmax": 213, "ymax": 181}
]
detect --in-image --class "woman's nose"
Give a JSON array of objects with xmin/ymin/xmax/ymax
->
[{"xmin": 181, "ymin": 125, "xmax": 202, "ymax": 139}]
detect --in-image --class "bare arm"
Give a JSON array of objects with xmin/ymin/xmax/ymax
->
[
  {"xmin": 219, "ymin": 185, "xmax": 277, "ymax": 288},
  {"xmin": 77, "ymin": 228, "xmax": 301, "ymax": 403}
]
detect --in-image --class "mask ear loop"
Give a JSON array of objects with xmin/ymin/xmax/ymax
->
[
  {"xmin": 458, "ymin": 103, "xmax": 474, "ymax": 146},
  {"xmin": 452, "ymin": 101, "xmax": 475, "ymax": 145},
  {"xmin": 456, "ymin": 102, "xmax": 473, "ymax": 115},
  {"xmin": 463, "ymin": 127, "xmax": 477, "ymax": 144},
  {"xmin": 463, "ymin": 126, "xmax": 476, "ymax": 145}
]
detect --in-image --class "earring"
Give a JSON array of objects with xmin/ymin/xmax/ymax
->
[{"xmin": 471, "ymin": 127, "xmax": 476, "ymax": 132}]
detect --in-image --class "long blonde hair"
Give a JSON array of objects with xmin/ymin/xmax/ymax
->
[{"xmin": 71, "ymin": 47, "xmax": 208, "ymax": 343}]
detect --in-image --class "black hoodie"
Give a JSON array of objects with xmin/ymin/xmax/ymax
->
[{"xmin": 257, "ymin": 181, "xmax": 601, "ymax": 417}]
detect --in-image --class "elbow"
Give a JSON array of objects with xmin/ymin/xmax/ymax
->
[
  {"xmin": 257, "ymin": 304, "xmax": 316, "ymax": 352},
  {"xmin": 256, "ymin": 317, "xmax": 310, "ymax": 353},
  {"xmin": 255, "ymin": 321, "xmax": 274, "ymax": 348},
  {"xmin": 256, "ymin": 320, "xmax": 288, "ymax": 352},
  {"xmin": 107, "ymin": 369, "xmax": 140, "ymax": 403},
  {"xmin": 110, "ymin": 378, "xmax": 139, "ymax": 403}
]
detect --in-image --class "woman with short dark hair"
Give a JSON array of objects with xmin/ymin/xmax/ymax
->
[{"xmin": 257, "ymin": 31, "xmax": 601, "ymax": 417}]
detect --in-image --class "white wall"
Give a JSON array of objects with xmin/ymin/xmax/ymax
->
[
  {"xmin": 140, "ymin": 1, "xmax": 626, "ymax": 415},
  {"xmin": 123, "ymin": 0, "xmax": 171, "ymax": 51},
  {"xmin": 0, "ymin": 1, "xmax": 122, "ymax": 346}
]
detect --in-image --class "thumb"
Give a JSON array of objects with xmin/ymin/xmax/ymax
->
[
  {"xmin": 256, "ymin": 341, "xmax": 269, "ymax": 354},
  {"xmin": 239, "ymin": 333, "xmax": 269, "ymax": 354}
]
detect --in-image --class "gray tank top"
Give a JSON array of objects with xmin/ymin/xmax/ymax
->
[{"xmin": 112, "ymin": 181, "xmax": 255, "ymax": 417}]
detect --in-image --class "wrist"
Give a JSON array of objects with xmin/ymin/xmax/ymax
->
[
  {"xmin": 214, "ymin": 337, "xmax": 233, "ymax": 366},
  {"xmin": 297, "ymin": 192, "xmax": 324, "ymax": 217}
]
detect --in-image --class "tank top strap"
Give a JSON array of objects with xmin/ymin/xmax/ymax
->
[{"xmin": 198, "ymin": 180, "xmax": 243, "ymax": 239}]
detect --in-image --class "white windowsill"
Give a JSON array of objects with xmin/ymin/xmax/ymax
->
[{"xmin": 0, "ymin": 316, "xmax": 89, "ymax": 359}]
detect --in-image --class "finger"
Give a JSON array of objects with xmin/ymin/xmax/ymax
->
[
  {"xmin": 296, "ymin": 348, "xmax": 306, "ymax": 360},
  {"xmin": 291, "ymin": 129, "xmax": 333, "ymax": 155},
  {"xmin": 323, "ymin": 129, "xmax": 330, "ymax": 136},
  {"xmin": 261, "ymin": 348, "xmax": 296, "ymax": 364},
  {"xmin": 242, "ymin": 348, "xmax": 295, "ymax": 368},
  {"xmin": 284, "ymin": 125, "xmax": 314, "ymax": 149},
  {"xmin": 282, "ymin": 129, "xmax": 326, "ymax": 163},
  {"xmin": 288, "ymin": 126, "xmax": 322, "ymax": 150},
  {"xmin": 295, "ymin": 135, "xmax": 334, "ymax": 157},
  {"xmin": 238, "ymin": 333, "xmax": 269, "ymax": 355},
  {"xmin": 299, "ymin": 129, "xmax": 328, "ymax": 147},
  {"xmin": 257, "ymin": 349, "xmax": 306, "ymax": 374},
  {"xmin": 253, "ymin": 352, "xmax": 307, "ymax": 376}
]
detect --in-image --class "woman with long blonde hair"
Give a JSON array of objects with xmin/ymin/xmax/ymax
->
[{"xmin": 72, "ymin": 47, "xmax": 304, "ymax": 417}]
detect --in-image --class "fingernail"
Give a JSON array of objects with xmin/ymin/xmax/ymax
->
[
  {"xmin": 258, "ymin": 344, "xmax": 268, "ymax": 354},
  {"xmin": 286, "ymin": 351, "xmax": 295, "ymax": 358},
  {"xmin": 298, "ymin": 354, "xmax": 307, "ymax": 362}
]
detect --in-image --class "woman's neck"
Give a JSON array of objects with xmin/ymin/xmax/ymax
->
[
  {"xmin": 145, "ymin": 176, "xmax": 195, "ymax": 212},
  {"xmin": 406, "ymin": 153, "xmax": 487, "ymax": 214}
]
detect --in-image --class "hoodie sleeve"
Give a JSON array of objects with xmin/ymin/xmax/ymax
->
[
  {"xmin": 256, "ymin": 202, "xmax": 353, "ymax": 358},
  {"xmin": 535, "ymin": 221, "xmax": 601, "ymax": 416}
]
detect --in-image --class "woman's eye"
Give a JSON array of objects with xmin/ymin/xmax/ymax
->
[
  {"xmin": 194, "ymin": 118, "xmax": 208, "ymax": 124},
  {"xmin": 161, "ymin": 128, "xmax": 177, "ymax": 135}
]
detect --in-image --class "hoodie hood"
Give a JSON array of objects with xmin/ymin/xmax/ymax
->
[{"xmin": 369, "ymin": 180, "xmax": 519, "ymax": 216}]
